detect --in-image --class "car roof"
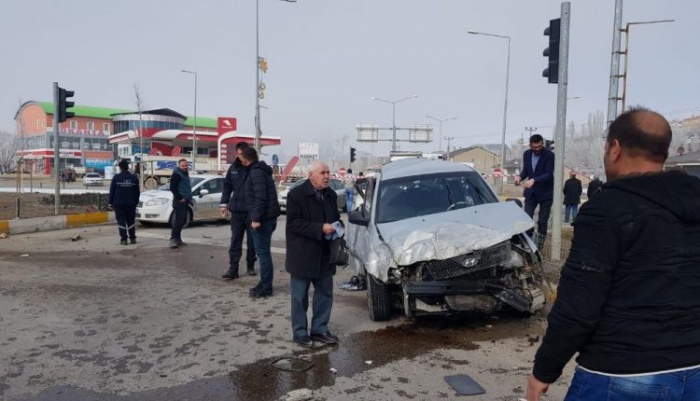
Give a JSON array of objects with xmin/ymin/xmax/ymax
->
[
  {"xmin": 380, "ymin": 158, "xmax": 477, "ymax": 180},
  {"xmin": 191, "ymin": 174, "xmax": 223, "ymax": 179}
]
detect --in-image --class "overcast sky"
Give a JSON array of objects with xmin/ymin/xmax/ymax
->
[{"xmin": 2, "ymin": 0, "xmax": 697, "ymax": 162}]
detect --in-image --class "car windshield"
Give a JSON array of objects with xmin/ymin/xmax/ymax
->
[
  {"xmin": 86, "ymin": 173, "xmax": 100, "ymax": 178},
  {"xmin": 157, "ymin": 177, "xmax": 204, "ymax": 191},
  {"xmin": 376, "ymin": 172, "xmax": 498, "ymax": 224}
]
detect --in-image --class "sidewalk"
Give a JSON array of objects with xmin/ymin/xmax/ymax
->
[{"xmin": 0, "ymin": 211, "xmax": 115, "ymax": 235}]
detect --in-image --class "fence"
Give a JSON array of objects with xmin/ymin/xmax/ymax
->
[{"xmin": 0, "ymin": 193, "xmax": 111, "ymax": 221}]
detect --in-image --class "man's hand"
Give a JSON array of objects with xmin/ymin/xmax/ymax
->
[
  {"xmin": 179, "ymin": 198, "xmax": 186, "ymax": 203},
  {"xmin": 251, "ymin": 221, "xmax": 261, "ymax": 230},
  {"xmin": 322, "ymin": 223, "xmax": 336, "ymax": 236},
  {"xmin": 523, "ymin": 179, "xmax": 535, "ymax": 189},
  {"xmin": 219, "ymin": 206, "xmax": 229, "ymax": 218},
  {"xmin": 514, "ymin": 176, "xmax": 522, "ymax": 186},
  {"xmin": 526, "ymin": 374, "xmax": 550, "ymax": 401}
]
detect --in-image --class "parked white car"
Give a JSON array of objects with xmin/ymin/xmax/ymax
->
[
  {"xmin": 136, "ymin": 174, "xmax": 226, "ymax": 227},
  {"xmin": 278, "ymin": 178, "xmax": 347, "ymax": 213},
  {"xmin": 346, "ymin": 159, "xmax": 547, "ymax": 321},
  {"xmin": 83, "ymin": 172, "xmax": 103, "ymax": 186}
]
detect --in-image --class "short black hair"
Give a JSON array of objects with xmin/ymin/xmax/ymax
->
[
  {"xmin": 607, "ymin": 106, "xmax": 672, "ymax": 163},
  {"xmin": 347, "ymin": 168, "xmax": 353, "ymax": 174},
  {"xmin": 118, "ymin": 159, "xmax": 129, "ymax": 171},
  {"xmin": 530, "ymin": 134, "xmax": 544, "ymax": 144},
  {"xmin": 235, "ymin": 142, "xmax": 249, "ymax": 151},
  {"xmin": 240, "ymin": 147, "xmax": 259, "ymax": 163}
]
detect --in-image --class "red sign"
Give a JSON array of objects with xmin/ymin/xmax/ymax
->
[
  {"xmin": 493, "ymin": 168, "xmax": 502, "ymax": 178},
  {"xmin": 280, "ymin": 156, "xmax": 299, "ymax": 182},
  {"xmin": 217, "ymin": 117, "xmax": 237, "ymax": 135}
]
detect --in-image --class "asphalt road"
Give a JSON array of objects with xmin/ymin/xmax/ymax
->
[{"xmin": 0, "ymin": 217, "xmax": 575, "ymax": 401}]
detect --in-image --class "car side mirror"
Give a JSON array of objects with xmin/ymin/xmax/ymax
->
[
  {"xmin": 199, "ymin": 189, "xmax": 210, "ymax": 197},
  {"xmin": 505, "ymin": 198, "xmax": 523, "ymax": 208},
  {"xmin": 348, "ymin": 210, "xmax": 369, "ymax": 227}
]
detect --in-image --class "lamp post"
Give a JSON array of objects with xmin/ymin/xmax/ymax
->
[
  {"xmin": 444, "ymin": 136, "xmax": 455, "ymax": 158},
  {"xmin": 371, "ymin": 94, "xmax": 418, "ymax": 152},
  {"xmin": 467, "ymin": 30, "xmax": 511, "ymax": 194},
  {"xmin": 180, "ymin": 69, "xmax": 198, "ymax": 171},
  {"xmin": 426, "ymin": 115, "xmax": 458, "ymax": 152},
  {"xmin": 620, "ymin": 19, "xmax": 674, "ymax": 111},
  {"xmin": 254, "ymin": 0, "xmax": 297, "ymax": 152}
]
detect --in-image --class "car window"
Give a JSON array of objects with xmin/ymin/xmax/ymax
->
[
  {"xmin": 202, "ymin": 178, "xmax": 223, "ymax": 194},
  {"xmin": 363, "ymin": 177, "xmax": 376, "ymax": 213},
  {"xmin": 376, "ymin": 172, "xmax": 497, "ymax": 224},
  {"xmin": 329, "ymin": 179, "xmax": 343, "ymax": 191}
]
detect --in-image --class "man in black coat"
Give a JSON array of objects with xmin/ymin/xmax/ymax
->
[
  {"xmin": 586, "ymin": 175, "xmax": 603, "ymax": 199},
  {"xmin": 219, "ymin": 142, "xmax": 257, "ymax": 280},
  {"xmin": 285, "ymin": 160, "xmax": 341, "ymax": 348},
  {"xmin": 527, "ymin": 107, "xmax": 700, "ymax": 400},
  {"xmin": 108, "ymin": 159, "xmax": 140, "ymax": 245},
  {"xmin": 562, "ymin": 172, "xmax": 582, "ymax": 223},
  {"xmin": 515, "ymin": 134, "xmax": 555, "ymax": 240},
  {"xmin": 239, "ymin": 147, "xmax": 280, "ymax": 299}
]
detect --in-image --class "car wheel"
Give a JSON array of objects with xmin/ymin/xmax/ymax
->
[
  {"xmin": 367, "ymin": 273, "xmax": 391, "ymax": 321},
  {"xmin": 168, "ymin": 209, "xmax": 192, "ymax": 228}
]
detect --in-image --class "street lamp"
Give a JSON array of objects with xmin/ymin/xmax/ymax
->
[
  {"xmin": 426, "ymin": 115, "xmax": 458, "ymax": 152},
  {"xmin": 180, "ymin": 69, "xmax": 198, "ymax": 171},
  {"xmin": 467, "ymin": 30, "xmax": 511, "ymax": 194},
  {"xmin": 371, "ymin": 94, "xmax": 418, "ymax": 152},
  {"xmin": 444, "ymin": 136, "xmax": 456, "ymax": 157},
  {"xmin": 619, "ymin": 19, "xmax": 674, "ymax": 111},
  {"xmin": 254, "ymin": 0, "xmax": 297, "ymax": 152}
]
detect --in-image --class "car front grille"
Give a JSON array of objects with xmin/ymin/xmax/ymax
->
[{"xmin": 424, "ymin": 241, "xmax": 511, "ymax": 281}]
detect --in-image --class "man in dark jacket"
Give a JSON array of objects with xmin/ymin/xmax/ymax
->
[
  {"xmin": 169, "ymin": 159, "xmax": 192, "ymax": 249},
  {"xmin": 586, "ymin": 175, "xmax": 603, "ymax": 199},
  {"xmin": 239, "ymin": 147, "xmax": 280, "ymax": 298},
  {"xmin": 527, "ymin": 107, "xmax": 700, "ymax": 400},
  {"xmin": 108, "ymin": 159, "xmax": 140, "ymax": 245},
  {"xmin": 285, "ymin": 160, "xmax": 341, "ymax": 348},
  {"xmin": 562, "ymin": 172, "xmax": 582, "ymax": 223},
  {"xmin": 219, "ymin": 142, "xmax": 257, "ymax": 280},
  {"xmin": 515, "ymin": 134, "xmax": 555, "ymax": 241}
]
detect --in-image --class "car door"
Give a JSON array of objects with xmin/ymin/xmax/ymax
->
[
  {"xmin": 329, "ymin": 179, "xmax": 346, "ymax": 211},
  {"xmin": 347, "ymin": 176, "xmax": 376, "ymax": 275},
  {"xmin": 193, "ymin": 178, "xmax": 223, "ymax": 220}
]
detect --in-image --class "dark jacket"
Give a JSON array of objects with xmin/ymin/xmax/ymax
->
[
  {"xmin": 562, "ymin": 177, "xmax": 582, "ymax": 205},
  {"xmin": 170, "ymin": 168, "xmax": 192, "ymax": 204},
  {"xmin": 242, "ymin": 161, "xmax": 280, "ymax": 222},
  {"xmin": 109, "ymin": 171, "xmax": 140, "ymax": 205},
  {"xmin": 220, "ymin": 158, "xmax": 248, "ymax": 213},
  {"xmin": 533, "ymin": 171, "xmax": 700, "ymax": 383},
  {"xmin": 586, "ymin": 178, "xmax": 603, "ymax": 198},
  {"xmin": 518, "ymin": 148, "xmax": 555, "ymax": 201},
  {"xmin": 285, "ymin": 180, "xmax": 341, "ymax": 278}
]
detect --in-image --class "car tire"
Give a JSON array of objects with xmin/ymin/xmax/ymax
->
[
  {"xmin": 367, "ymin": 273, "xmax": 391, "ymax": 321},
  {"xmin": 168, "ymin": 209, "xmax": 192, "ymax": 229},
  {"xmin": 138, "ymin": 220, "xmax": 153, "ymax": 227}
]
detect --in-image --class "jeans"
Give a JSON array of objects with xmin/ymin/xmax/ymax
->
[
  {"xmin": 564, "ymin": 366, "xmax": 700, "ymax": 401},
  {"xmin": 290, "ymin": 268, "xmax": 334, "ymax": 339},
  {"xmin": 170, "ymin": 202, "xmax": 188, "ymax": 241},
  {"xmin": 565, "ymin": 204, "xmax": 579, "ymax": 223},
  {"xmin": 250, "ymin": 219, "xmax": 277, "ymax": 293},
  {"xmin": 228, "ymin": 212, "xmax": 256, "ymax": 272},
  {"xmin": 114, "ymin": 205, "xmax": 136, "ymax": 240},
  {"xmin": 524, "ymin": 198, "xmax": 553, "ymax": 236},
  {"xmin": 345, "ymin": 189, "xmax": 354, "ymax": 212}
]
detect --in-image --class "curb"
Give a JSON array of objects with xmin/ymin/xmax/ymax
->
[{"xmin": 0, "ymin": 212, "xmax": 115, "ymax": 235}]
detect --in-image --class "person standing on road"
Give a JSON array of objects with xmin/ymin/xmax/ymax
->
[
  {"xmin": 563, "ymin": 172, "xmax": 582, "ymax": 224},
  {"xmin": 219, "ymin": 142, "xmax": 257, "ymax": 280},
  {"xmin": 527, "ymin": 107, "xmax": 700, "ymax": 401},
  {"xmin": 586, "ymin": 175, "xmax": 604, "ymax": 199},
  {"xmin": 108, "ymin": 159, "xmax": 140, "ymax": 245},
  {"xmin": 285, "ymin": 160, "xmax": 341, "ymax": 348},
  {"xmin": 343, "ymin": 168, "xmax": 355, "ymax": 213},
  {"xmin": 239, "ymin": 147, "xmax": 280, "ymax": 298},
  {"xmin": 514, "ymin": 134, "xmax": 555, "ymax": 246},
  {"xmin": 169, "ymin": 159, "xmax": 192, "ymax": 249}
]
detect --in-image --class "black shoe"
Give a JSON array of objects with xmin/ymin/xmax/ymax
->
[
  {"xmin": 247, "ymin": 267, "xmax": 257, "ymax": 276},
  {"xmin": 120, "ymin": 239, "xmax": 128, "ymax": 245},
  {"xmin": 177, "ymin": 241, "xmax": 188, "ymax": 246},
  {"xmin": 293, "ymin": 336, "xmax": 313, "ymax": 348},
  {"xmin": 250, "ymin": 288, "xmax": 273, "ymax": 298},
  {"xmin": 310, "ymin": 332, "xmax": 339, "ymax": 344},
  {"xmin": 222, "ymin": 270, "xmax": 239, "ymax": 280},
  {"xmin": 169, "ymin": 239, "xmax": 179, "ymax": 249},
  {"xmin": 130, "ymin": 238, "xmax": 136, "ymax": 244}
]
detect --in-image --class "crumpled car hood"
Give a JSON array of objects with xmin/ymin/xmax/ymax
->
[{"xmin": 365, "ymin": 202, "xmax": 534, "ymax": 282}]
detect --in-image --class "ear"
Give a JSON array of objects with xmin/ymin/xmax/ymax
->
[{"xmin": 609, "ymin": 139, "xmax": 623, "ymax": 162}]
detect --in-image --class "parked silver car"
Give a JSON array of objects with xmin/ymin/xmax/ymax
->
[
  {"xmin": 346, "ymin": 159, "xmax": 547, "ymax": 321},
  {"xmin": 278, "ymin": 178, "xmax": 347, "ymax": 213}
]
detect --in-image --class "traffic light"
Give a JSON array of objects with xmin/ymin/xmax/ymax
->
[
  {"xmin": 350, "ymin": 147, "xmax": 356, "ymax": 163},
  {"xmin": 58, "ymin": 87, "xmax": 75, "ymax": 122},
  {"xmin": 542, "ymin": 18, "xmax": 561, "ymax": 84}
]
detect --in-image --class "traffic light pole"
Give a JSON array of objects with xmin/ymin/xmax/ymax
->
[
  {"xmin": 52, "ymin": 82, "xmax": 60, "ymax": 216},
  {"xmin": 551, "ymin": 2, "xmax": 571, "ymax": 262}
]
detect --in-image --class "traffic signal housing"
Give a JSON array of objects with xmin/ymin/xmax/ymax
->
[
  {"xmin": 58, "ymin": 87, "xmax": 75, "ymax": 122},
  {"xmin": 350, "ymin": 147, "xmax": 356, "ymax": 163},
  {"xmin": 542, "ymin": 18, "xmax": 561, "ymax": 84}
]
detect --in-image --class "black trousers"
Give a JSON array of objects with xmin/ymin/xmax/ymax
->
[
  {"xmin": 228, "ymin": 212, "xmax": 256, "ymax": 272},
  {"xmin": 114, "ymin": 204, "xmax": 136, "ymax": 240},
  {"xmin": 170, "ymin": 202, "xmax": 187, "ymax": 241},
  {"xmin": 524, "ymin": 198, "xmax": 553, "ymax": 237}
]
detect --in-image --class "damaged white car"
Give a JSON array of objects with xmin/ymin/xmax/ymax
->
[{"xmin": 346, "ymin": 159, "xmax": 547, "ymax": 321}]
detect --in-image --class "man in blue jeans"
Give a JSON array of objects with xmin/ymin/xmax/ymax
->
[
  {"xmin": 239, "ymin": 147, "xmax": 280, "ymax": 298},
  {"xmin": 527, "ymin": 108, "xmax": 700, "ymax": 401},
  {"xmin": 343, "ymin": 168, "xmax": 355, "ymax": 213}
]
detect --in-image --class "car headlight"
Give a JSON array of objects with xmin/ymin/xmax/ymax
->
[{"xmin": 145, "ymin": 198, "xmax": 170, "ymax": 206}]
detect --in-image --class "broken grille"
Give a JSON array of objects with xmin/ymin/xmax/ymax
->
[{"xmin": 423, "ymin": 241, "xmax": 511, "ymax": 281}]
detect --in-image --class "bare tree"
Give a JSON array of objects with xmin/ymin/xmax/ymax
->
[{"xmin": 0, "ymin": 131, "xmax": 18, "ymax": 174}]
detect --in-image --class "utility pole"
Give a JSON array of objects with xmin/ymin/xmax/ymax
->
[
  {"xmin": 444, "ymin": 136, "xmax": 455, "ymax": 158},
  {"xmin": 606, "ymin": 0, "xmax": 624, "ymax": 128}
]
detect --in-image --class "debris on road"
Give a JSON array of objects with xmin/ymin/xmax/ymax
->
[
  {"xmin": 0, "ymin": 232, "xmax": 8, "ymax": 239},
  {"xmin": 20, "ymin": 254, "xmax": 29, "ymax": 257},
  {"xmin": 71, "ymin": 234, "xmax": 81, "ymax": 241},
  {"xmin": 365, "ymin": 360, "xmax": 373, "ymax": 365},
  {"xmin": 280, "ymin": 388, "xmax": 314, "ymax": 401},
  {"xmin": 329, "ymin": 367, "xmax": 338, "ymax": 374},
  {"xmin": 444, "ymin": 374, "xmax": 486, "ymax": 396}
]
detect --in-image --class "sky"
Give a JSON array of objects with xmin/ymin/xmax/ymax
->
[{"xmin": 1, "ymin": 0, "xmax": 698, "ymax": 163}]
